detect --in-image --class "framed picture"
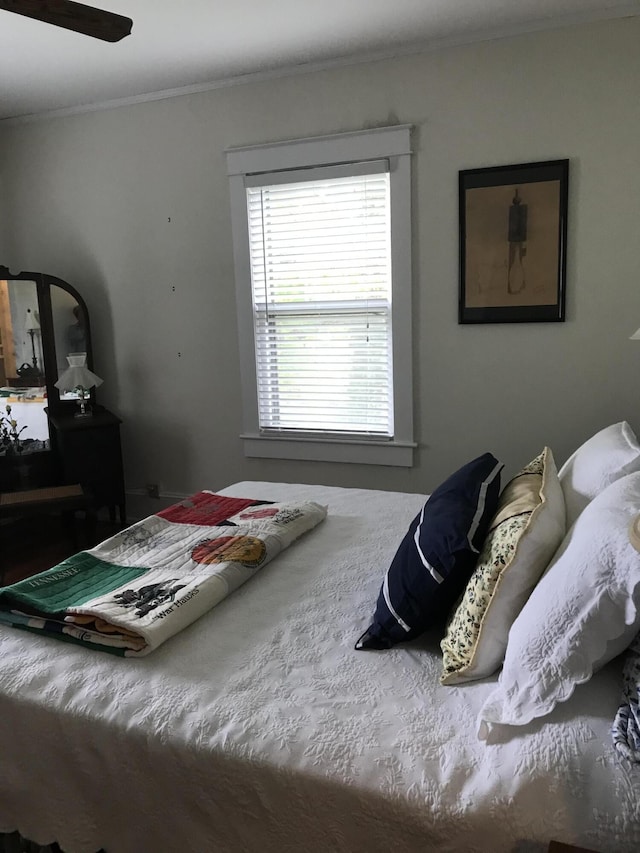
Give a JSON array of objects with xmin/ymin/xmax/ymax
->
[{"xmin": 459, "ymin": 159, "xmax": 569, "ymax": 324}]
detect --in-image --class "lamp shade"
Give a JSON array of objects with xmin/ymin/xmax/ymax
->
[
  {"xmin": 24, "ymin": 308, "xmax": 40, "ymax": 331},
  {"xmin": 67, "ymin": 352, "xmax": 87, "ymax": 366},
  {"xmin": 55, "ymin": 354, "xmax": 103, "ymax": 393},
  {"xmin": 630, "ymin": 327, "xmax": 640, "ymax": 340}
]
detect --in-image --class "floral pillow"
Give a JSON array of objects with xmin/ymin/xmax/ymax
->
[{"xmin": 440, "ymin": 447, "xmax": 565, "ymax": 684}]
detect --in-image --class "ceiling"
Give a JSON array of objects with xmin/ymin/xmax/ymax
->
[{"xmin": 1, "ymin": 0, "xmax": 639, "ymax": 122}]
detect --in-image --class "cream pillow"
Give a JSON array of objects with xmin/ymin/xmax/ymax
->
[
  {"xmin": 477, "ymin": 471, "xmax": 640, "ymax": 738},
  {"xmin": 441, "ymin": 448, "xmax": 565, "ymax": 685},
  {"xmin": 559, "ymin": 421, "xmax": 640, "ymax": 528}
]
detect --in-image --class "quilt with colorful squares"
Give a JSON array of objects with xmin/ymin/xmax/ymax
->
[{"xmin": 0, "ymin": 491, "xmax": 327, "ymax": 656}]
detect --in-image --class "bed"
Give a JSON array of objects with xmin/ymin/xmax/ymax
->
[
  {"xmin": 0, "ymin": 477, "xmax": 639, "ymax": 853},
  {"xmin": 0, "ymin": 391, "xmax": 49, "ymax": 442}
]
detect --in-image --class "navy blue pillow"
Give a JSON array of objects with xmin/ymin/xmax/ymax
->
[{"xmin": 356, "ymin": 453, "xmax": 503, "ymax": 650}]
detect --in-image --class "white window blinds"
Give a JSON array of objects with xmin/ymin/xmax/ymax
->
[{"xmin": 246, "ymin": 163, "xmax": 393, "ymax": 437}]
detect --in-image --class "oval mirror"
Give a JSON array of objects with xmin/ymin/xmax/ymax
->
[
  {"xmin": 0, "ymin": 266, "xmax": 95, "ymax": 479},
  {"xmin": 50, "ymin": 283, "xmax": 90, "ymax": 403},
  {"xmin": 0, "ymin": 278, "xmax": 50, "ymax": 453}
]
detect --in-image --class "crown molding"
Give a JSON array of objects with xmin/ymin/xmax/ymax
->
[{"xmin": 2, "ymin": 5, "xmax": 638, "ymax": 127}]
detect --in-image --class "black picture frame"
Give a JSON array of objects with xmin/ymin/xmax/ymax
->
[{"xmin": 458, "ymin": 159, "xmax": 569, "ymax": 324}]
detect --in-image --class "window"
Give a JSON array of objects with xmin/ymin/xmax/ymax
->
[{"xmin": 227, "ymin": 125, "xmax": 414, "ymax": 466}]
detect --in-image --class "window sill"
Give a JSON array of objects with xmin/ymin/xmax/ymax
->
[{"xmin": 240, "ymin": 433, "xmax": 415, "ymax": 467}]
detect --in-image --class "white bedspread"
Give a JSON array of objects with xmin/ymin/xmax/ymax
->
[{"xmin": 0, "ymin": 481, "xmax": 638, "ymax": 853}]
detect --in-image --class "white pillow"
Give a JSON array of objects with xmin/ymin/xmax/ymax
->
[
  {"xmin": 558, "ymin": 421, "xmax": 640, "ymax": 527},
  {"xmin": 477, "ymin": 472, "xmax": 640, "ymax": 739}
]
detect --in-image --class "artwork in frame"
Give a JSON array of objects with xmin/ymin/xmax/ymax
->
[{"xmin": 459, "ymin": 159, "xmax": 569, "ymax": 324}]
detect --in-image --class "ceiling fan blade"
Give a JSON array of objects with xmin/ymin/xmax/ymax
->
[{"xmin": 0, "ymin": 0, "xmax": 132, "ymax": 42}]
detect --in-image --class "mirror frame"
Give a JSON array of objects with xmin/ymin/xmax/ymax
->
[{"xmin": 0, "ymin": 266, "xmax": 95, "ymax": 416}]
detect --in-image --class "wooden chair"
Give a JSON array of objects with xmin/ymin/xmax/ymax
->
[{"xmin": 0, "ymin": 484, "xmax": 95, "ymax": 583}]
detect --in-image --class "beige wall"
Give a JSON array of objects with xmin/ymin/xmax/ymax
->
[{"xmin": 0, "ymin": 17, "xmax": 638, "ymax": 513}]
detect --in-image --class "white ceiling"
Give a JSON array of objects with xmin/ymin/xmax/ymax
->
[{"xmin": 1, "ymin": 0, "xmax": 639, "ymax": 122}]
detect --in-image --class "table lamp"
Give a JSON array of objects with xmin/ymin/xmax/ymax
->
[
  {"xmin": 54, "ymin": 353, "xmax": 103, "ymax": 417},
  {"xmin": 24, "ymin": 308, "xmax": 41, "ymax": 372}
]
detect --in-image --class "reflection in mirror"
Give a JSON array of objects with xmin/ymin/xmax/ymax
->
[
  {"xmin": 51, "ymin": 284, "xmax": 87, "ymax": 402},
  {"xmin": 0, "ymin": 278, "xmax": 50, "ymax": 451}
]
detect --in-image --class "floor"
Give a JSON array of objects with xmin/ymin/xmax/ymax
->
[
  {"xmin": 1, "ymin": 512, "xmax": 121, "ymax": 585},
  {"xmin": 0, "ymin": 515, "xmax": 114, "ymax": 853}
]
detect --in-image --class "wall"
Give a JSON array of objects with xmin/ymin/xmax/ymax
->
[{"xmin": 0, "ymin": 17, "xmax": 638, "ymax": 515}]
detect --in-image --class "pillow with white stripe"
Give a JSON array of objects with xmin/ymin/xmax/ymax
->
[{"xmin": 355, "ymin": 453, "xmax": 503, "ymax": 650}]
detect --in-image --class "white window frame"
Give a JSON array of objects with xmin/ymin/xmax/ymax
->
[{"xmin": 226, "ymin": 125, "xmax": 414, "ymax": 467}]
